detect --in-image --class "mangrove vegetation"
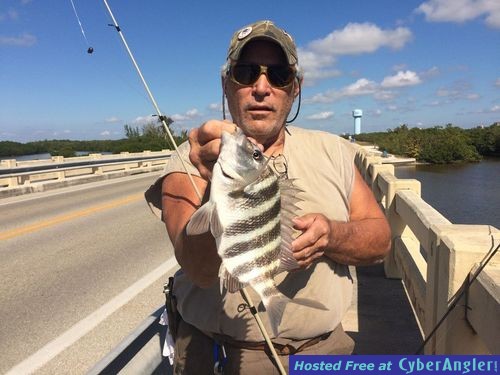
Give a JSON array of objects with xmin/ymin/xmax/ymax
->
[
  {"xmin": 353, "ymin": 123, "xmax": 499, "ymax": 163},
  {"xmin": 0, "ymin": 120, "xmax": 187, "ymax": 159}
]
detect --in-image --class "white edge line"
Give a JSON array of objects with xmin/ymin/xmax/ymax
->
[{"xmin": 6, "ymin": 256, "xmax": 179, "ymax": 375}]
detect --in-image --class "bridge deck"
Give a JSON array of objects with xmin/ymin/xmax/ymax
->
[{"xmin": 343, "ymin": 264, "xmax": 423, "ymax": 354}]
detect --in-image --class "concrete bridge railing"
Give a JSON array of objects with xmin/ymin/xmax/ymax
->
[
  {"xmin": 354, "ymin": 146, "xmax": 499, "ymax": 354},
  {"xmin": 0, "ymin": 150, "xmax": 172, "ymax": 197}
]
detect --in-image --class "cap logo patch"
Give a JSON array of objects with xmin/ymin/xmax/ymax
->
[{"xmin": 237, "ymin": 27, "xmax": 253, "ymax": 40}]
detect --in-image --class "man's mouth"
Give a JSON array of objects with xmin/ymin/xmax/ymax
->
[{"xmin": 248, "ymin": 106, "xmax": 272, "ymax": 112}]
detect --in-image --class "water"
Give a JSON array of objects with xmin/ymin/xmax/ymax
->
[
  {"xmin": 1, "ymin": 151, "xmax": 111, "ymax": 162},
  {"xmin": 394, "ymin": 158, "xmax": 499, "ymax": 229},
  {"xmin": 3, "ymin": 153, "xmax": 52, "ymax": 161}
]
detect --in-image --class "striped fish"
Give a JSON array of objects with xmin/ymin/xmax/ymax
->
[{"xmin": 186, "ymin": 127, "xmax": 325, "ymax": 335}]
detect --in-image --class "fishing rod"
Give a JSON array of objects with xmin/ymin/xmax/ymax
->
[
  {"xmin": 415, "ymin": 237, "xmax": 499, "ymax": 354},
  {"xmin": 102, "ymin": 0, "xmax": 201, "ymax": 201},
  {"xmin": 101, "ymin": 1, "xmax": 286, "ymax": 373}
]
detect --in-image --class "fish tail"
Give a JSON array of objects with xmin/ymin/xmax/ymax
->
[{"xmin": 263, "ymin": 292, "xmax": 290, "ymax": 337}]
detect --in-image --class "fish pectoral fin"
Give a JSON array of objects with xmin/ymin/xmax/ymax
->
[
  {"xmin": 219, "ymin": 264, "xmax": 246, "ymax": 293},
  {"xmin": 210, "ymin": 207, "xmax": 223, "ymax": 237},
  {"xmin": 278, "ymin": 246, "xmax": 299, "ymax": 273},
  {"xmin": 186, "ymin": 201, "xmax": 215, "ymax": 235}
]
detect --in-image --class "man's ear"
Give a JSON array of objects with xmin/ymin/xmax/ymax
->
[{"xmin": 293, "ymin": 76, "xmax": 302, "ymax": 98}]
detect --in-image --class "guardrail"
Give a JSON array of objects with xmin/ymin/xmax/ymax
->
[
  {"xmin": 86, "ymin": 307, "xmax": 171, "ymax": 375},
  {"xmin": 354, "ymin": 147, "xmax": 499, "ymax": 354},
  {"xmin": 0, "ymin": 150, "xmax": 172, "ymax": 197}
]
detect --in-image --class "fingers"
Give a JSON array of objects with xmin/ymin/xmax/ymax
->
[
  {"xmin": 188, "ymin": 120, "xmax": 237, "ymax": 180},
  {"xmin": 291, "ymin": 214, "xmax": 330, "ymax": 268}
]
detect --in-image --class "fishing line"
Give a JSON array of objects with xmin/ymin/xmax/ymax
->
[
  {"xmin": 415, "ymin": 234, "xmax": 498, "ymax": 354},
  {"xmin": 68, "ymin": 0, "xmax": 94, "ymax": 54}
]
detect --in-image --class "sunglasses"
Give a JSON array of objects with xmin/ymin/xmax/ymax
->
[{"xmin": 229, "ymin": 63, "xmax": 296, "ymax": 88}]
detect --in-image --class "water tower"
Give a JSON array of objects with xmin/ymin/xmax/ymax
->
[{"xmin": 352, "ymin": 109, "xmax": 362, "ymax": 135}]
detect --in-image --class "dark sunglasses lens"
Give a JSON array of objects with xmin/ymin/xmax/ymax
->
[
  {"xmin": 232, "ymin": 64, "xmax": 260, "ymax": 85},
  {"xmin": 231, "ymin": 64, "xmax": 294, "ymax": 87},
  {"xmin": 268, "ymin": 66, "xmax": 294, "ymax": 87}
]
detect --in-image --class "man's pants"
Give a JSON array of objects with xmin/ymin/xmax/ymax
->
[{"xmin": 173, "ymin": 320, "xmax": 355, "ymax": 374}]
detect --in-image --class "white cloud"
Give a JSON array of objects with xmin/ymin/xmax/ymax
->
[
  {"xmin": 171, "ymin": 108, "xmax": 201, "ymax": 122},
  {"xmin": 495, "ymin": 78, "xmax": 500, "ymax": 87},
  {"xmin": 490, "ymin": 104, "xmax": 500, "ymax": 112},
  {"xmin": 307, "ymin": 68, "xmax": 426, "ymax": 104},
  {"xmin": 101, "ymin": 130, "xmax": 111, "ymax": 136},
  {"xmin": 105, "ymin": 116, "xmax": 120, "ymax": 123},
  {"xmin": 373, "ymin": 90, "xmax": 396, "ymax": 101},
  {"xmin": 297, "ymin": 48, "xmax": 340, "ymax": 85},
  {"xmin": 420, "ymin": 66, "xmax": 440, "ymax": 79},
  {"xmin": 416, "ymin": 0, "xmax": 500, "ymax": 28},
  {"xmin": 208, "ymin": 103, "xmax": 222, "ymax": 112},
  {"xmin": 435, "ymin": 80, "xmax": 480, "ymax": 102},
  {"xmin": 0, "ymin": 32, "xmax": 36, "ymax": 46},
  {"xmin": 131, "ymin": 115, "xmax": 157, "ymax": 126},
  {"xmin": 307, "ymin": 78, "xmax": 378, "ymax": 104},
  {"xmin": 306, "ymin": 111, "xmax": 335, "ymax": 120},
  {"xmin": 381, "ymin": 70, "xmax": 422, "ymax": 88},
  {"xmin": 298, "ymin": 23, "xmax": 412, "ymax": 85},
  {"xmin": 308, "ymin": 23, "xmax": 413, "ymax": 55},
  {"xmin": 186, "ymin": 108, "xmax": 199, "ymax": 117}
]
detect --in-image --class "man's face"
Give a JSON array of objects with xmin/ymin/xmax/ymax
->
[{"xmin": 225, "ymin": 40, "xmax": 299, "ymax": 149}]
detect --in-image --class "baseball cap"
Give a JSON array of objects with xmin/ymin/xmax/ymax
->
[{"xmin": 227, "ymin": 20, "xmax": 298, "ymax": 65}]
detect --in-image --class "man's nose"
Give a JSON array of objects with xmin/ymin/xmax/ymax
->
[{"xmin": 252, "ymin": 73, "xmax": 272, "ymax": 96}]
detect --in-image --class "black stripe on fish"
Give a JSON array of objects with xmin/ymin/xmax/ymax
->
[
  {"xmin": 230, "ymin": 248, "xmax": 281, "ymax": 278},
  {"xmin": 238, "ymin": 272, "xmax": 279, "ymax": 291},
  {"xmin": 228, "ymin": 179, "xmax": 279, "ymax": 208},
  {"xmin": 223, "ymin": 220, "xmax": 281, "ymax": 258},
  {"xmin": 225, "ymin": 198, "xmax": 281, "ymax": 236}
]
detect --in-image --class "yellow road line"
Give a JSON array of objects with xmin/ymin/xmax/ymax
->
[{"xmin": 0, "ymin": 193, "xmax": 143, "ymax": 241}]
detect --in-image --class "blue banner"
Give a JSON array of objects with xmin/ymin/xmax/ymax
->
[{"xmin": 289, "ymin": 355, "xmax": 499, "ymax": 375}]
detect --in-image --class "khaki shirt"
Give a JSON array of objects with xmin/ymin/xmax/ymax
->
[{"xmin": 145, "ymin": 126, "xmax": 356, "ymax": 344}]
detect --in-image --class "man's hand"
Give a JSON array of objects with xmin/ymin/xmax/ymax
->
[
  {"xmin": 188, "ymin": 120, "xmax": 264, "ymax": 180},
  {"xmin": 188, "ymin": 120, "xmax": 237, "ymax": 180},
  {"xmin": 291, "ymin": 214, "xmax": 330, "ymax": 268}
]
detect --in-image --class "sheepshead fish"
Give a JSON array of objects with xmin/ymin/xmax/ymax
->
[{"xmin": 186, "ymin": 127, "xmax": 325, "ymax": 335}]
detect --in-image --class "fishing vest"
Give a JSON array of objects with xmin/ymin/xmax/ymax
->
[{"xmin": 145, "ymin": 126, "xmax": 356, "ymax": 344}]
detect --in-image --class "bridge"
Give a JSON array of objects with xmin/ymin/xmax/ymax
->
[{"xmin": 0, "ymin": 148, "xmax": 498, "ymax": 373}]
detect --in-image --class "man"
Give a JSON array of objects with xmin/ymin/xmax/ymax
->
[{"xmin": 146, "ymin": 20, "xmax": 391, "ymax": 374}]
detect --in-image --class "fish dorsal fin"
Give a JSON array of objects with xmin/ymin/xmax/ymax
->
[
  {"xmin": 219, "ymin": 263, "xmax": 246, "ymax": 293},
  {"xmin": 186, "ymin": 201, "xmax": 223, "ymax": 237},
  {"xmin": 277, "ymin": 178, "xmax": 303, "ymax": 273}
]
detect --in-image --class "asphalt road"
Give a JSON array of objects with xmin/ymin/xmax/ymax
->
[{"xmin": 0, "ymin": 173, "xmax": 177, "ymax": 374}]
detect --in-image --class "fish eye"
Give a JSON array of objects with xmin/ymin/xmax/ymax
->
[{"xmin": 252, "ymin": 149, "xmax": 263, "ymax": 161}]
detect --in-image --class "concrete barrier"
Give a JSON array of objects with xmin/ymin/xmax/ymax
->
[
  {"xmin": 0, "ymin": 150, "xmax": 172, "ymax": 198},
  {"xmin": 354, "ymin": 144, "xmax": 499, "ymax": 354}
]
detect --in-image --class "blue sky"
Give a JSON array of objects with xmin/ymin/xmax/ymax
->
[{"xmin": 1, "ymin": 0, "xmax": 499, "ymax": 142}]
